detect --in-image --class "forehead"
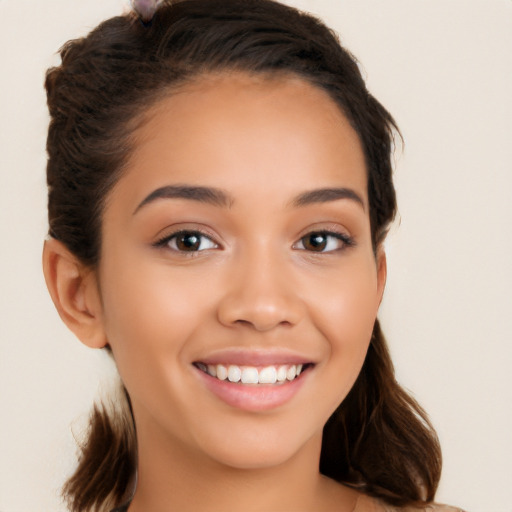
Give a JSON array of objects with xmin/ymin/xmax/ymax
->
[{"xmin": 114, "ymin": 72, "xmax": 367, "ymax": 209}]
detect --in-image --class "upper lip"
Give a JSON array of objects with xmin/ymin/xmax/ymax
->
[{"xmin": 195, "ymin": 348, "xmax": 316, "ymax": 367}]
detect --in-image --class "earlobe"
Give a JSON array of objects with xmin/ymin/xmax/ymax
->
[
  {"xmin": 376, "ymin": 247, "xmax": 387, "ymax": 307},
  {"xmin": 42, "ymin": 238, "xmax": 108, "ymax": 349}
]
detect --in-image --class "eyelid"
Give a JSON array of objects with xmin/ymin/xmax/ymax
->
[
  {"xmin": 292, "ymin": 228, "xmax": 355, "ymax": 253},
  {"xmin": 152, "ymin": 227, "xmax": 221, "ymax": 252}
]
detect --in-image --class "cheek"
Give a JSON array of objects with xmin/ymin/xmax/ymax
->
[
  {"xmin": 98, "ymin": 253, "xmax": 214, "ymax": 385},
  {"xmin": 308, "ymin": 257, "xmax": 379, "ymax": 384},
  {"xmin": 98, "ymin": 263, "xmax": 220, "ymax": 439},
  {"xmin": 314, "ymin": 255, "xmax": 378, "ymax": 326}
]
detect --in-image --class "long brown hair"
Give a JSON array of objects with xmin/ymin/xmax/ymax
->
[{"xmin": 45, "ymin": 1, "xmax": 441, "ymax": 510}]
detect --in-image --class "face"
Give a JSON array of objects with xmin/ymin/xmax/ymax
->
[{"xmin": 96, "ymin": 73, "xmax": 385, "ymax": 471}]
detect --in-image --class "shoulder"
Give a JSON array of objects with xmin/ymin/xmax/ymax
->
[{"xmin": 354, "ymin": 494, "xmax": 466, "ymax": 512}]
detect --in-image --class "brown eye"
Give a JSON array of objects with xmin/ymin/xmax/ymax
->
[
  {"xmin": 175, "ymin": 232, "xmax": 202, "ymax": 251},
  {"xmin": 294, "ymin": 231, "xmax": 354, "ymax": 253},
  {"xmin": 156, "ymin": 231, "xmax": 218, "ymax": 252},
  {"xmin": 302, "ymin": 233, "xmax": 328, "ymax": 251}
]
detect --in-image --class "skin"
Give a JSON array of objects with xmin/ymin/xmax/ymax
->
[{"xmin": 44, "ymin": 72, "xmax": 386, "ymax": 511}]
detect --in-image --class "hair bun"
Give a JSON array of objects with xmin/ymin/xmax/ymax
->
[{"xmin": 131, "ymin": 0, "xmax": 164, "ymax": 22}]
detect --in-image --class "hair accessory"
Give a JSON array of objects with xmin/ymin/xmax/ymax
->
[{"xmin": 131, "ymin": 0, "xmax": 164, "ymax": 22}]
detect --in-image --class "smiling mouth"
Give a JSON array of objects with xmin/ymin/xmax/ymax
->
[{"xmin": 194, "ymin": 362, "xmax": 313, "ymax": 385}]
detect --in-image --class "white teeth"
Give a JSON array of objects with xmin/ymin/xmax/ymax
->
[
  {"xmin": 258, "ymin": 366, "xmax": 277, "ymax": 384},
  {"xmin": 216, "ymin": 364, "xmax": 228, "ymax": 381},
  {"xmin": 201, "ymin": 363, "xmax": 307, "ymax": 384},
  {"xmin": 227, "ymin": 365, "xmax": 241, "ymax": 383},
  {"xmin": 286, "ymin": 365, "xmax": 297, "ymax": 381},
  {"xmin": 241, "ymin": 367, "xmax": 259, "ymax": 384},
  {"xmin": 276, "ymin": 365, "xmax": 288, "ymax": 382}
]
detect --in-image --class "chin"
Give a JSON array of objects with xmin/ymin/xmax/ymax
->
[
  {"xmin": 209, "ymin": 446, "xmax": 300, "ymax": 471},
  {"xmin": 197, "ymin": 424, "xmax": 321, "ymax": 471}
]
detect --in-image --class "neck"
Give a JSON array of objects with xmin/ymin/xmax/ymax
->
[{"xmin": 128, "ymin": 418, "xmax": 358, "ymax": 512}]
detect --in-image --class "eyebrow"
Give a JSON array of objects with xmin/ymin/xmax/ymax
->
[
  {"xmin": 134, "ymin": 185, "xmax": 233, "ymax": 214},
  {"xmin": 133, "ymin": 184, "xmax": 364, "ymax": 214},
  {"xmin": 290, "ymin": 187, "xmax": 365, "ymax": 210}
]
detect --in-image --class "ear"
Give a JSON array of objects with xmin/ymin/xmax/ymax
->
[
  {"xmin": 42, "ymin": 238, "xmax": 108, "ymax": 349},
  {"xmin": 375, "ymin": 246, "xmax": 387, "ymax": 308}
]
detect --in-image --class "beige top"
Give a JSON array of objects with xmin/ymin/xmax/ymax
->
[
  {"xmin": 112, "ymin": 494, "xmax": 465, "ymax": 512},
  {"xmin": 353, "ymin": 494, "xmax": 466, "ymax": 512}
]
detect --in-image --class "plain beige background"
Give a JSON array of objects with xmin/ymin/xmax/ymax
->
[{"xmin": 1, "ymin": 0, "xmax": 511, "ymax": 511}]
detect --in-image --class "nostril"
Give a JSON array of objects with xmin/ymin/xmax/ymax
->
[
  {"xmin": 234, "ymin": 319, "xmax": 252, "ymax": 327},
  {"xmin": 233, "ymin": 318, "xmax": 292, "ymax": 328},
  {"xmin": 216, "ymin": 288, "xmax": 305, "ymax": 331}
]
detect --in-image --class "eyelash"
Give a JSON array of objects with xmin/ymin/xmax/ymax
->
[
  {"xmin": 293, "ymin": 231, "xmax": 355, "ymax": 253},
  {"xmin": 153, "ymin": 230, "xmax": 219, "ymax": 253},
  {"xmin": 153, "ymin": 229, "xmax": 355, "ymax": 254}
]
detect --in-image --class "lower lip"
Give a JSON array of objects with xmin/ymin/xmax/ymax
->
[{"xmin": 194, "ymin": 367, "xmax": 309, "ymax": 412}]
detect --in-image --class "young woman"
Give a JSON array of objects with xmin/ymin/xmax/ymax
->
[{"xmin": 42, "ymin": 0, "xmax": 464, "ymax": 510}]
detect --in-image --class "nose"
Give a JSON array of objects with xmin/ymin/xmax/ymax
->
[{"xmin": 216, "ymin": 249, "xmax": 305, "ymax": 332}]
